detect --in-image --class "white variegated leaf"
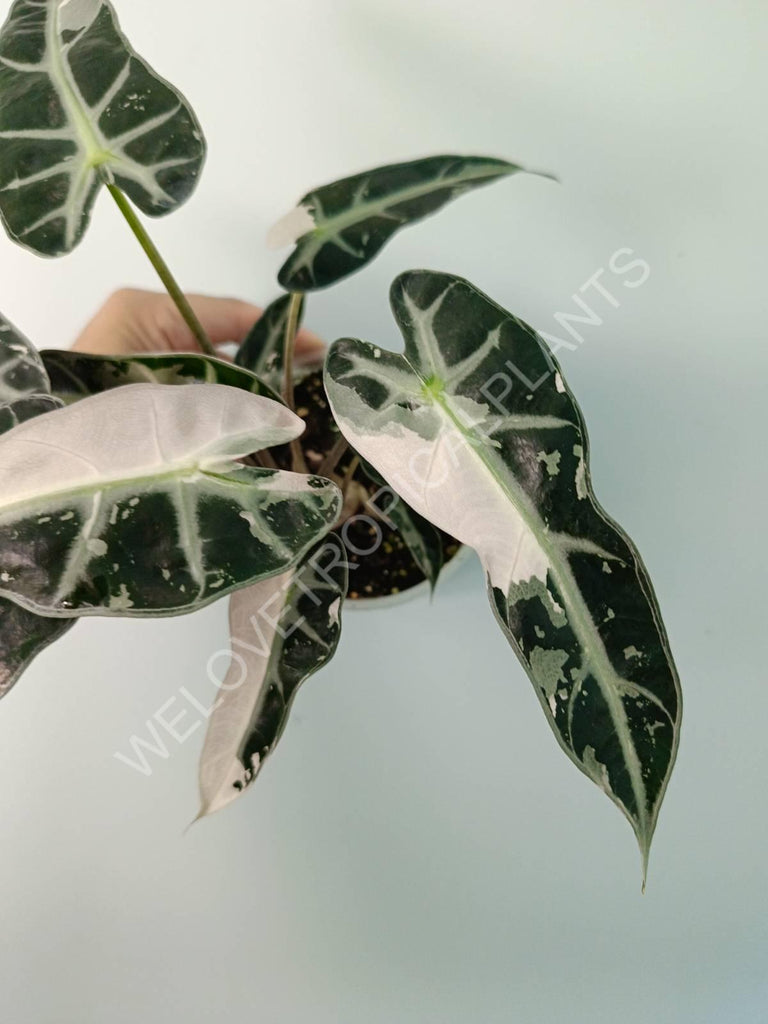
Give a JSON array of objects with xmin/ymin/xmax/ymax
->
[
  {"xmin": 198, "ymin": 535, "xmax": 347, "ymax": 817},
  {"xmin": 324, "ymin": 270, "xmax": 681, "ymax": 878},
  {"xmin": 0, "ymin": 383, "xmax": 341, "ymax": 617},
  {"xmin": 0, "ymin": 0, "xmax": 205, "ymax": 256}
]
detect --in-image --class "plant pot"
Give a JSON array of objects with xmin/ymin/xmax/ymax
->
[{"xmin": 346, "ymin": 542, "xmax": 473, "ymax": 610}]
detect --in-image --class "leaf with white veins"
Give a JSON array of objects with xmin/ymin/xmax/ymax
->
[
  {"xmin": 234, "ymin": 294, "xmax": 305, "ymax": 391},
  {"xmin": 324, "ymin": 270, "xmax": 681, "ymax": 878},
  {"xmin": 0, "ymin": 0, "xmax": 205, "ymax": 256},
  {"xmin": 41, "ymin": 349, "xmax": 281, "ymax": 405},
  {"xmin": 0, "ymin": 312, "xmax": 50, "ymax": 403},
  {"xmin": 270, "ymin": 155, "xmax": 549, "ymax": 290},
  {"xmin": 0, "ymin": 383, "xmax": 341, "ymax": 617},
  {"xmin": 198, "ymin": 534, "xmax": 347, "ymax": 817}
]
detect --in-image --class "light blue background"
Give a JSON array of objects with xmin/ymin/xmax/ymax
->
[{"xmin": 0, "ymin": 1, "xmax": 765, "ymax": 1021}]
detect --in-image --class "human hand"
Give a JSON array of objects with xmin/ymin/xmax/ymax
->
[{"xmin": 72, "ymin": 288, "xmax": 325, "ymax": 362}]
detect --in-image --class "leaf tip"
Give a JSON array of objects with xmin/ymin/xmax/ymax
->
[
  {"xmin": 183, "ymin": 810, "xmax": 205, "ymax": 835},
  {"xmin": 527, "ymin": 167, "xmax": 560, "ymax": 185},
  {"xmin": 637, "ymin": 830, "xmax": 652, "ymax": 893}
]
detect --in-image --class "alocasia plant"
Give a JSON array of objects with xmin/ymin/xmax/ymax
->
[{"xmin": 0, "ymin": 0, "xmax": 680, "ymax": 882}]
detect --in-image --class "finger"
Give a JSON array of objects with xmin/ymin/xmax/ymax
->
[
  {"xmin": 72, "ymin": 289, "xmax": 152, "ymax": 355},
  {"xmin": 183, "ymin": 294, "xmax": 264, "ymax": 347}
]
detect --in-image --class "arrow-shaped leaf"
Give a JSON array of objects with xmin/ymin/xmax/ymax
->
[
  {"xmin": 0, "ymin": 0, "xmax": 206, "ymax": 256},
  {"xmin": 324, "ymin": 270, "xmax": 681, "ymax": 876},
  {"xmin": 269, "ymin": 155, "xmax": 548, "ymax": 291},
  {"xmin": 198, "ymin": 534, "xmax": 347, "ymax": 817},
  {"xmin": 0, "ymin": 383, "xmax": 341, "ymax": 617},
  {"xmin": 41, "ymin": 349, "xmax": 281, "ymax": 404},
  {"xmin": 234, "ymin": 293, "xmax": 305, "ymax": 391}
]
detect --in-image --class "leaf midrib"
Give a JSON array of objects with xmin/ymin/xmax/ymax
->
[
  {"xmin": 47, "ymin": 2, "xmax": 105, "ymax": 164},
  {"xmin": 0, "ymin": 459, "xmax": 258, "ymax": 520},
  {"xmin": 307, "ymin": 161, "xmax": 513, "ymax": 241},
  {"xmin": 424, "ymin": 375, "xmax": 651, "ymax": 852}
]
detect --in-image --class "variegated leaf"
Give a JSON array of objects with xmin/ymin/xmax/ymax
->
[
  {"xmin": 234, "ymin": 293, "xmax": 304, "ymax": 391},
  {"xmin": 0, "ymin": 383, "xmax": 341, "ymax": 617},
  {"xmin": 198, "ymin": 534, "xmax": 347, "ymax": 817},
  {"xmin": 0, "ymin": 0, "xmax": 205, "ymax": 256},
  {"xmin": 0, "ymin": 375, "xmax": 70, "ymax": 699},
  {"xmin": 41, "ymin": 349, "xmax": 281, "ymax": 405},
  {"xmin": 270, "ymin": 155, "xmax": 547, "ymax": 291},
  {"xmin": 324, "ymin": 270, "xmax": 681, "ymax": 876},
  {"xmin": 0, "ymin": 312, "xmax": 50, "ymax": 403}
]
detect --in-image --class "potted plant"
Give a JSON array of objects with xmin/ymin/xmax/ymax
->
[{"xmin": 0, "ymin": 0, "xmax": 680, "ymax": 884}]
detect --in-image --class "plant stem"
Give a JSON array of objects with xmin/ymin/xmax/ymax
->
[
  {"xmin": 281, "ymin": 291, "xmax": 308, "ymax": 472},
  {"xmin": 318, "ymin": 433, "xmax": 349, "ymax": 478},
  {"xmin": 282, "ymin": 291, "xmax": 303, "ymax": 408},
  {"xmin": 106, "ymin": 184, "xmax": 216, "ymax": 357},
  {"xmin": 341, "ymin": 454, "xmax": 360, "ymax": 494},
  {"xmin": 245, "ymin": 449, "xmax": 279, "ymax": 471}
]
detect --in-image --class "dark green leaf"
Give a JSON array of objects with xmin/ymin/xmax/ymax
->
[
  {"xmin": 234, "ymin": 294, "xmax": 305, "ymax": 391},
  {"xmin": 0, "ymin": 393, "xmax": 61, "ymax": 431},
  {"xmin": 41, "ymin": 349, "xmax": 281, "ymax": 405},
  {"xmin": 0, "ymin": 312, "xmax": 50, "ymax": 403},
  {"xmin": 271, "ymin": 155, "xmax": 549, "ymax": 290},
  {"xmin": 324, "ymin": 269, "xmax": 681, "ymax": 877},
  {"xmin": 0, "ymin": 0, "xmax": 206, "ymax": 256},
  {"xmin": 0, "ymin": 597, "xmax": 73, "ymax": 699}
]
